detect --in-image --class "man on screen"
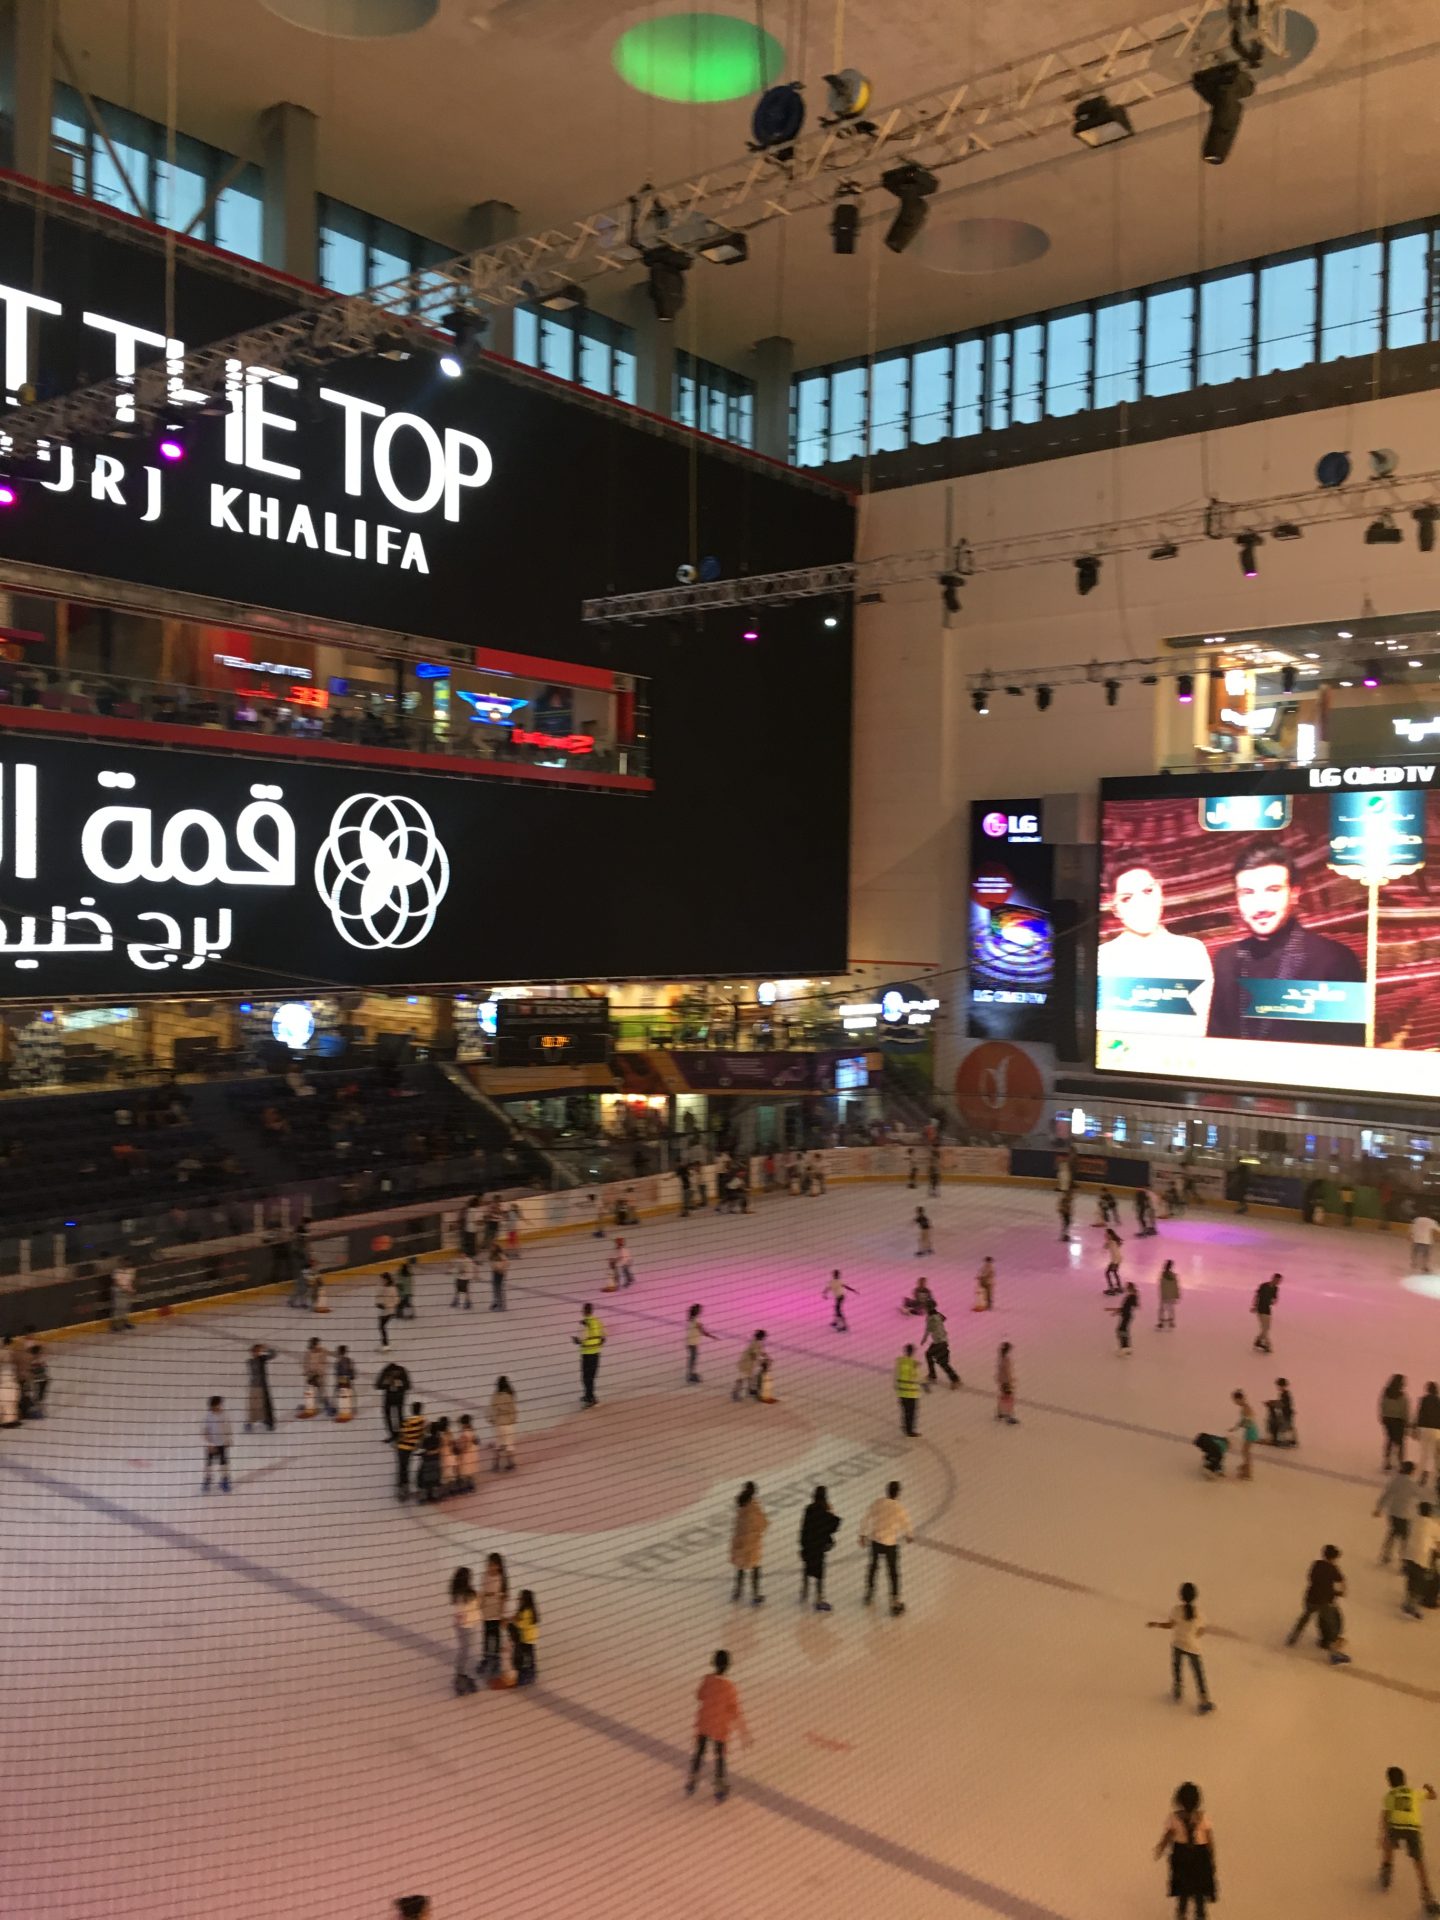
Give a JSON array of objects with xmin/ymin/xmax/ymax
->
[{"xmin": 1207, "ymin": 848, "xmax": 1365, "ymax": 1046}]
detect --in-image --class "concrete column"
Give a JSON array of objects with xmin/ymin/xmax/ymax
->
[
  {"xmin": 260, "ymin": 102, "xmax": 318, "ymax": 284},
  {"xmin": 0, "ymin": 0, "xmax": 55, "ymax": 185},
  {"xmin": 463, "ymin": 200, "xmax": 519, "ymax": 360},
  {"xmin": 624, "ymin": 283, "xmax": 677, "ymax": 418},
  {"xmin": 751, "ymin": 334, "xmax": 793, "ymax": 461}
]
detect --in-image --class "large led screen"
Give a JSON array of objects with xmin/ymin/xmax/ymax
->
[
  {"xmin": 1096, "ymin": 765, "xmax": 1440, "ymax": 1099},
  {"xmin": 968, "ymin": 800, "xmax": 1054, "ymax": 1042}
]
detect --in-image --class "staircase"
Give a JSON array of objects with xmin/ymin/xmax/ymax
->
[
  {"xmin": 440, "ymin": 1063, "xmax": 578, "ymax": 1188},
  {"xmin": 185, "ymin": 1077, "xmax": 296, "ymax": 1189}
]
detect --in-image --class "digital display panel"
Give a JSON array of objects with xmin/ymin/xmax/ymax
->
[
  {"xmin": 1097, "ymin": 764, "xmax": 1440, "ymax": 1098},
  {"xmin": 968, "ymin": 800, "xmax": 1054, "ymax": 1042}
]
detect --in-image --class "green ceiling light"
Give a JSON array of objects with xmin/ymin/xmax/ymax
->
[{"xmin": 612, "ymin": 13, "xmax": 784, "ymax": 104}]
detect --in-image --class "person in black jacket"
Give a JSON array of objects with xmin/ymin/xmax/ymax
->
[
  {"xmin": 375, "ymin": 1359, "xmax": 411, "ymax": 1442},
  {"xmin": 244, "ymin": 1343, "xmax": 275, "ymax": 1432},
  {"xmin": 1207, "ymin": 848, "xmax": 1365, "ymax": 1046},
  {"xmin": 799, "ymin": 1486, "xmax": 841, "ymax": 1612}
]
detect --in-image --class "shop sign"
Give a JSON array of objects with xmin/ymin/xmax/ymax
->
[
  {"xmin": 214, "ymin": 652, "xmax": 311, "ymax": 680},
  {"xmin": 511, "ymin": 728, "xmax": 593, "ymax": 754},
  {"xmin": 0, "ymin": 284, "xmax": 492, "ymax": 579},
  {"xmin": 1307, "ymin": 763, "xmax": 1437, "ymax": 789}
]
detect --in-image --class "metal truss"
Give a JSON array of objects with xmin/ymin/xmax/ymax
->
[
  {"xmin": 0, "ymin": 0, "xmax": 1287, "ymax": 453},
  {"xmin": 581, "ymin": 463, "xmax": 1440, "ymax": 623}
]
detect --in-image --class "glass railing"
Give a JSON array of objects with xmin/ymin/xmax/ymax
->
[{"xmin": 0, "ymin": 660, "xmax": 650, "ymax": 781}]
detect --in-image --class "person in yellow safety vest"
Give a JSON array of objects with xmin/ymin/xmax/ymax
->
[
  {"xmin": 1378, "ymin": 1766, "xmax": 1439, "ymax": 1910},
  {"xmin": 573, "ymin": 1303, "xmax": 606, "ymax": 1407},
  {"xmin": 896, "ymin": 1344, "xmax": 922, "ymax": 1436}
]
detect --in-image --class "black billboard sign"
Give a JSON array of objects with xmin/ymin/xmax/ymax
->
[{"xmin": 493, "ymin": 997, "xmax": 611, "ymax": 1066}]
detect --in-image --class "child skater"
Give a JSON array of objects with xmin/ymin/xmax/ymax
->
[
  {"xmin": 996, "ymin": 1343, "xmax": 1018, "ymax": 1425},
  {"xmin": 454, "ymin": 1413, "xmax": 479, "ymax": 1492},
  {"xmin": 823, "ymin": 1270, "xmax": 857, "ymax": 1331},
  {"xmin": 509, "ymin": 1589, "xmax": 540, "ymax": 1686},
  {"xmin": 973, "ymin": 1256, "xmax": 995, "ymax": 1313}
]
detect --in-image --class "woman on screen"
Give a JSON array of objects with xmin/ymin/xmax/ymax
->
[{"xmin": 1098, "ymin": 866, "xmax": 1214, "ymax": 1034}]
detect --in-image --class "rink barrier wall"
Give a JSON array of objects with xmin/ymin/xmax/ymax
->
[{"xmin": 5, "ymin": 1145, "xmax": 1409, "ymax": 1342}]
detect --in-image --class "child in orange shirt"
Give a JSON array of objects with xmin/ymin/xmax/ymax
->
[{"xmin": 685, "ymin": 1650, "xmax": 751, "ymax": 1803}]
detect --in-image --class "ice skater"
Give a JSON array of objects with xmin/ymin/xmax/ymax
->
[
  {"xmin": 927, "ymin": 1149, "xmax": 940, "ymax": 1196},
  {"xmin": 245, "ymin": 1344, "xmax": 276, "ymax": 1432},
  {"xmin": 574, "ymin": 1305, "xmax": 605, "ymax": 1407},
  {"xmin": 1108, "ymin": 1280, "xmax": 1139, "ymax": 1353},
  {"xmin": 732, "ymin": 1331, "xmax": 767, "ymax": 1402},
  {"xmin": 914, "ymin": 1206, "xmax": 932, "ymax": 1256},
  {"xmin": 1251, "ymin": 1273, "xmax": 1280, "ymax": 1352},
  {"xmin": 1377, "ymin": 1768, "xmax": 1439, "ymax": 1912},
  {"xmin": 1096, "ymin": 1186, "xmax": 1119, "ymax": 1230},
  {"xmin": 488, "ymin": 1243, "xmax": 509, "ymax": 1311},
  {"xmin": 860, "ymin": 1480, "xmax": 913, "ymax": 1617},
  {"xmin": 478, "ymin": 1552, "xmax": 509, "ymax": 1675},
  {"xmin": 685, "ymin": 1304, "xmax": 718, "ymax": 1382},
  {"xmin": 488, "ymin": 1375, "xmax": 518, "ymax": 1471},
  {"xmin": 454, "ymin": 1415, "xmax": 479, "ymax": 1490},
  {"xmin": 1375, "ymin": 1460, "xmax": 1418, "ymax": 1564},
  {"xmin": 1058, "ymin": 1188, "xmax": 1074, "ymax": 1242},
  {"xmin": 1285, "ymin": 1543, "xmax": 1351, "ymax": 1664},
  {"xmin": 395, "ymin": 1261, "xmax": 416, "ymax": 1321},
  {"xmin": 1417, "ymin": 1382, "xmax": 1440, "ymax": 1486},
  {"xmin": 1264, "ymin": 1378, "xmax": 1297, "ymax": 1447},
  {"xmin": 1102, "ymin": 1225, "xmax": 1124, "ymax": 1295},
  {"xmin": 729, "ymin": 1482, "xmax": 768, "ymax": 1604},
  {"xmin": 1381, "ymin": 1374, "xmax": 1411, "ymax": 1471},
  {"xmin": 895, "ymin": 1343, "xmax": 923, "ymax": 1434},
  {"xmin": 1156, "ymin": 1259, "xmax": 1180, "ymax": 1329},
  {"xmin": 1147, "ymin": 1583, "xmax": 1215, "ymax": 1714},
  {"xmin": 1154, "ymin": 1782, "xmax": 1217, "ymax": 1920},
  {"xmin": 922, "ymin": 1305, "xmax": 960, "ymax": 1388},
  {"xmin": 202, "ymin": 1396, "xmax": 232, "ymax": 1493},
  {"xmin": 973, "ymin": 1256, "xmax": 995, "ymax": 1312},
  {"xmin": 450, "ymin": 1256, "xmax": 474, "ymax": 1310},
  {"xmin": 376, "ymin": 1273, "xmax": 399, "ymax": 1348},
  {"xmin": 450, "ymin": 1566, "xmax": 480, "ymax": 1695},
  {"xmin": 996, "ymin": 1342, "xmax": 1018, "ymax": 1424},
  {"xmin": 1401, "ymin": 1502, "xmax": 1437, "ymax": 1619},
  {"xmin": 799, "ymin": 1487, "xmax": 840, "ymax": 1611},
  {"xmin": 375, "ymin": 1358, "xmax": 409, "ymax": 1441},
  {"xmin": 685, "ymin": 1650, "xmax": 750, "ymax": 1802},
  {"xmin": 1230, "ymin": 1390, "xmax": 1257, "ymax": 1480},
  {"xmin": 823, "ymin": 1270, "xmax": 857, "ymax": 1331},
  {"xmin": 301, "ymin": 1337, "xmax": 331, "ymax": 1417}
]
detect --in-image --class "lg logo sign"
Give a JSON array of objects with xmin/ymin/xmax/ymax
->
[{"xmin": 982, "ymin": 811, "xmax": 1041, "ymax": 842}]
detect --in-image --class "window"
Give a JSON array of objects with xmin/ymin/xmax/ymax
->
[
  {"xmin": 513, "ymin": 308, "xmax": 539, "ymax": 368},
  {"xmin": 1094, "ymin": 297, "xmax": 1140, "ymax": 408},
  {"xmin": 577, "ymin": 328, "xmax": 612, "ymax": 397},
  {"xmin": 1386, "ymin": 231, "xmax": 1430, "ymax": 350},
  {"xmin": 869, "ymin": 355, "xmax": 908, "ymax": 453},
  {"xmin": 910, "ymin": 344, "xmax": 950, "ymax": 444},
  {"xmin": 673, "ymin": 351, "xmax": 757, "ymax": 448},
  {"xmin": 53, "ymin": 85, "xmax": 266, "ymax": 264},
  {"xmin": 1320, "ymin": 240, "xmax": 1382, "ymax": 361},
  {"xmin": 794, "ymin": 371, "xmax": 827, "ymax": 466},
  {"xmin": 539, "ymin": 314, "xmax": 576, "ymax": 382},
  {"xmin": 1257, "ymin": 257, "xmax": 1316, "ymax": 373},
  {"xmin": 1143, "ymin": 285, "xmax": 1195, "ymax": 397},
  {"xmin": 986, "ymin": 330, "xmax": 1011, "ymax": 432},
  {"xmin": 829, "ymin": 365, "xmax": 866, "ymax": 462},
  {"xmin": 954, "ymin": 338, "xmax": 984, "ymax": 437},
  {"xmin": 1198, "ymin": 269, "xmax": 1255, "ymax": 386},
  {"xmin": 1045, "ymin": 310, "xmax": 1091, "ymax": 417},
  {"xmin": 318, "ymin": 196, "xmax": 451, "ymax": 299},
  {"xmin": 319, "ymin": 202, "xmax": 368, "ymax": 294},
  {"xmin": 1012, "ymin": 321, "xmax": 1043, "ymax": 425}
]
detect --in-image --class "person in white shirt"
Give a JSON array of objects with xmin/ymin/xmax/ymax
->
[
  {"xmin": 202, "ymin": 1396, "xmax": 233, "ymax": 1494},
  {"xmin": 109, "ymin": 1262, "xmax": 136, "ymax": 1333},
  {"xmin": 1098, "ymin": 866, "xmax": 1214, "ymax": 1035},
  {"xmin": 1410, "ymin": 1213, "xmax": 1437, "ymax": 1275},
  {"xmin": 1401, "ymin": 1501, "xmax": 1438, "ymax": 1620},
  {"xmin": 860, "ymin": 1481, "xmax": 914, "ymax": 1616},
  {"xmin": 1147, "ymin": 1581, "xmax": 1215, "ymax": 1713}
]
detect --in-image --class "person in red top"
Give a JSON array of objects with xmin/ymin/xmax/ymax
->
[{"xmin": 685, "ymin": 1650, "xmax": 751, "ymax": 1803}]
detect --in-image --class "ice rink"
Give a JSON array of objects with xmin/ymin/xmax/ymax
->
[{"xmin": 4, "ymin": 1175, "xmax": 1439, "ymax": 1920}]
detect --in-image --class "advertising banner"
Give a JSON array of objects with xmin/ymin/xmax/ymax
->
[
  {"xmin": 1097, "ymin": 765, "xmax": 1440, "ymax": 1098},
  {"xmin": 494, "ymin": 998, "xmax": 611, "ymax": 1067},
  {"xmin": 968, "ymin": 800, "xmax": 1054, "ymax": 1042}
]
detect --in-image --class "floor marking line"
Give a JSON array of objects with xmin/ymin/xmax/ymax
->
[{"xmin": 1, "ymin": 1457, "xmax": 1078, "ymax": 1920}]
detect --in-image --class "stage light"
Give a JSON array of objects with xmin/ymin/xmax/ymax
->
[
  {"xmin": 823, "ymin": 68, "xmax": 871, "ymax": 120},
  {"xmin": 972, "ymin": 687, "xmax": 990, "ymax": 715},
  {"xmin": 741, "ymin": 623, "xmax": 759, "ymax": 644},
  {"xmin": 697, "ymin": 229, "xmax": 748, "ymax": 265},
  {"xmin": 1281, "ymin": 664, "xmax": 1297, "ymax": 693},
  {"xmin": 1192, "ymin": 60, "xmax": 1255, "ymax": 165},
  {"xmin": 822, "ymin": 613, "xmax": 838, "ymax": 629},
  {"xmin": 1414, "ymin": 505, "xmax": 1438, "ymax": 553},
  {"xmin": 1176, "ymin": 674, "xmax": 1194, "ymax": 704},
  {"xmin": 1075, "ymin": 555, "xmax": 1100, "ymax": 595},
  {"xmin": 1237, "ymin": 532, "xmax": 1259, "ymax": 578},
  {"xmin": 1150, "ymin": 542, "xmax": 1179, "ymax": 560},
  {"xmin": 0, "ymin": 482, "xmax": 17, "ymax": 508},
  {"xmin": 1035, "ymin": 685, "xmax": 1053, "ymax": 712},
  {"xmin": 1272, "ymin": 522, "xmax": 1302, "ymax": 540},
  {"xmin": 534, "ymin": 282, "xmax": 586, "ymax": 312},
  {"xmin": 1104, "ymin": 680, "xmax": 1119, "ymax": 706},
  {"xmin": 831, "ymin": 191, "xmax": 860, "ymax": 256},
  {"xmin": 642, "ymin": 244, "xmax": 692, "ymax": 321},
  {"xmin": 751, "ymin": 81, "xmax": 805, "ymax": 151},
  {"xmin": 940, "ymin": 572, "xmax": 962, "ymax": 615},
  {"xmin": 1072, "ymin": 94, "xmax": 1133, "ymax": 147},
  {"xmin": 1364, "ymin": 514, "xmax": 1403, "ymax": 546},
  {"xmin": 1363, "ymin": 659, "xmax": 1381, "ymax": 688},
  {"xmin": 880, "ymin": 163, "xmax": 939, "ymax": 254},
  {"xmin": 439, "ymin": 307, "xmax": 487, "ymax": 376},
  {"xmin": 158, "ymin": 426, "xmax": 184, "ymax": 461}
]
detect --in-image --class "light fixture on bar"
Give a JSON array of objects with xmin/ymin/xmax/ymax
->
[{"xmin": 1072, "ymin": 94, "xmax": 1134, "ymax": 147}]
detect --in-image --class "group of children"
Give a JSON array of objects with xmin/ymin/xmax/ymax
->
[
  {"xmin": 449, "ymin": 1555, "xmax": 540, "ymax": 1693},
  {"xmin": 400, "ymin": 1378, "xmax": 520, "ymax": 1503}
]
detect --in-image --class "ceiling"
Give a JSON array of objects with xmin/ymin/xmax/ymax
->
[{"xmin": 54, "ymin": 0, "xmax": 1440, "ymax": 370}]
